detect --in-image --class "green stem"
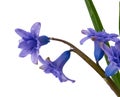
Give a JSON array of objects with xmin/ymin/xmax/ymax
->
[{"xmin": 50, "ymin": 37, "xmax": 120, "ymax": 97}]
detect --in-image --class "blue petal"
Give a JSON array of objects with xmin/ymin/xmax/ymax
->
[
  {"xmin": 58, "ymin": 72, "xmax": 75, "ymax": 83},
  {"xmin": 38, "ymin": 55, "xmax": 48, "ymax": 65},
  {"xmin": 19, "ymin": 49, "xmax": 31, "ymax": 57},
  {"xmin": 81, "ymin": 30, "xmax": 89, "ymax": 35},
  {"xmin": 31, "ymin": 22, "xmax": 41, "ymax": 36},
  {"xmin": 94, "ymin": 41, "xmax": 104, "ymax": 61},
  {"xmin": 39, "ymin": 56, "xmax": 51, "ymax": 72},
  {"xmin": 15, "ymin": 29, "xmax": 32, "ymax": 39},
  {"xmin": 109, "ymin": 34, "xmax": 118, "ymax": 39},
  {"xmin": 38, "ymin": 35, "xmax": 50, "ymax": 46},
  {"xmin": 53, "ymin": 50, "xmax": 71, "ymax": 70},
  {"xmin": 40, "ymin": 59, "xmax": 56, "ymax": 73},
  {"xmin": 100, "ymin": 43, "xmax": 113, "ymax": 57},
  {"xmin": 115, "ymin": 40, "xmax": 120, "ymax": 50},
  {"xmin": 18, "ymin": 41, "xmax": 27, "ymax": 48},
  {"xmin": 80, "ymin": 37, "xmax": 90, "ymax": 44},
  {"xmin": 18, "ymin": 40, "xmax": 36, "ymax": 49},
  {"xmin": 87, "ymin": 28, "xmax": 96, "ymax": 34},
  {"xmin": 31, "ymin": 49, "xmax": 39, "ymax": 64},
  {"xmin": 105, "ymin": 62, "xmax": 119, "ymax": 76}
]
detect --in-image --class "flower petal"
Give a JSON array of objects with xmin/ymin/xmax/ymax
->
[
  {"xmin": 105, "ymin": 62, "xmax": 119, "ymax": 76},
  {"xmin": 38, "ymin": 55, "xmax": 48, "ymax": 65},
  {"xmin": 59, "ymin": 72, "xmax": 75, "ymax": 83},
  {"xmin": 115, "ymin": 40, "xmax": 120, "ymax": 50},
  {"xmin": 80, "ymin": 37, "xmax": 90, "ymax": 44},
  {"xmin": 94, "ymin": 41, "xmax": 104, "ymax": 61},
  {"xmin": 19, "ymin": 49, "xmax": 31, "ymax": 57},
  {"xmin": 31, "ymin": 22, "xmax": 41, "ymax": 36},
  {"xmin": 31, "ymin": 49, "xmax": 39, "ymax": 64},
  {"xmin": 100, "ymin": 43, "xmax": 113, "ymax": 57},
  {"xmin": 87, "ymin": 28, "xmax": 96, "ymax": 34},
  {"xmin": 53, "ymin": 50, "xmax": 71, "ymax": 70},
  {"xmin": 81, "ymin": 30, "xmax": 89, "ymax": 35},
  {"xmin": 15, "ymin": 29, "xmax": 31, "ymax": 39},
  {"xmin": 18, "ymin": 40, "xmax": 36, "ymax": 50},
  {"xmin": 18, "ymin": 41, "xmax": 27, "ymax": 48}
]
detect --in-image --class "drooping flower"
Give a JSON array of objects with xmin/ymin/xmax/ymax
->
[
  {"xmin": 100, "ymin": 41, "xmax": 120, "ymax": 76},
  {"xmin": 15, "ymin": 22, "xmax": 50, "ymax": 64},
  {"xmin": 80, "ymin": 28, "xmax": 118, "ymax": 62},
  {"xmin": 39, "ymin": 50, "xmax": 75, "ymax": 83}
]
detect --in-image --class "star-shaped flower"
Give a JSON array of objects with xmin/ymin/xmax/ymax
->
[
  {"xmin": 80, "ymin": 28, "xmax": 118, "ymax": 62},
  {"xmin": 16, "ymin": 22, "xmax": 50, "ymax": 64},
  {"xmin": 39, "ymin": 50, "xmax": 75, "ymax": 83}
]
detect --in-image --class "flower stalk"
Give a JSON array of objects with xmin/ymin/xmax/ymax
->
[{"xmin": 50, "ymin": 37, "xmax": 120, "ymax": 97}]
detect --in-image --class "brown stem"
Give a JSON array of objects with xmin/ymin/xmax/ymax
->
[{"xmin": 50, "ymin": 37, "xmax": 120, "ymax": 97}]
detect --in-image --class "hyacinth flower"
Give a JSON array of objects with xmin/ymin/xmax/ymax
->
[
  {"xmin": 80, "ymin": 28, "xmax": 118, "ymax": 62},
  {"xmin": 100, "ymin": 41, "xmax": 120, "ymax": 76},
  {"xmin": 39, "ymin": 50, "xmax": 75, "ymax": 83},
  {"xmin": 15, "ymin": 22, "xmax": 50, "ymax": 64}
]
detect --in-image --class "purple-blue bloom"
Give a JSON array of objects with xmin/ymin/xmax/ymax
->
[
  {"xmin": 39, "ymin": 50, "xmax": 75, "ymax": 83},
  {"xmin": 100, "ymin": 41, "xmax": 120, "ymax": 76},
  {"xmin": 80, "ymin": 28, "xmax": 118, "ymax": 62},
  {"xmin": 16, "ymin": 22, "xmax": 50, "ymax": 64}
]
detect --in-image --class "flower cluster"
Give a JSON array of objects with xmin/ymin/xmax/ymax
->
[
  {"xmin": 80, "ymin": 28, "xmax": 120, "ymax": 76},
  {"xmin": 16, "ymin": 22, "xmax": 120, "ymax": 82},
  {"xmin": 16, "ymin": 22, "xmax": 75, "ymax": 82}
]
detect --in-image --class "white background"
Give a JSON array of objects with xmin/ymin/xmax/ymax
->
[{"xmin": 0, "ymin": 0, "xmax": 119, "ymax": 97}]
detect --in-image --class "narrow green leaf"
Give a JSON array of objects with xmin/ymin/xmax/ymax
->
[
  {"xmin": 118, "ymin": 2, "xmax": 120, "ymax": 34},
  {"xmin": 85, "ymin": 0, "xmax": 120, "ymax": 89},
  {"xmin": 84, "ymin": 0, "xmax": 103, "ymax": 31},
  {"xmin": 112, "ymin": 72, "xmax": 120, "ymax": 89}
]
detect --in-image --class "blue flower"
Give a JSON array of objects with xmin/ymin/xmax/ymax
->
[
  {"xmin": 39, "ymin": 50, "xmax": 75, "ymax": 83},
  {"xmin": 100, "ymin": 41, "xmax": 120, "ymax": 76},
  {"xmin": 80, "ymin": 28, "xmax": 118, "ymax": 62},
  {"xmin": 16, "ymin": 22, "xmax": 50, "ymax": 64}
]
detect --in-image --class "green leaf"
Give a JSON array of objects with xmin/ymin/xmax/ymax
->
[
  {"xmin": 84, "ymin": 0, "xmax": 103, "ymax": 31},
  {"xmin": 112, "ymin": 72, "xmax": 120, "ymax": 89},
  {"xmin": 118, "ymin": 2, "xmax": 120, "ymax": 34},
  {"xmin": 85, "ymin": 0, "xmax": 120, "ymax": 89}
]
